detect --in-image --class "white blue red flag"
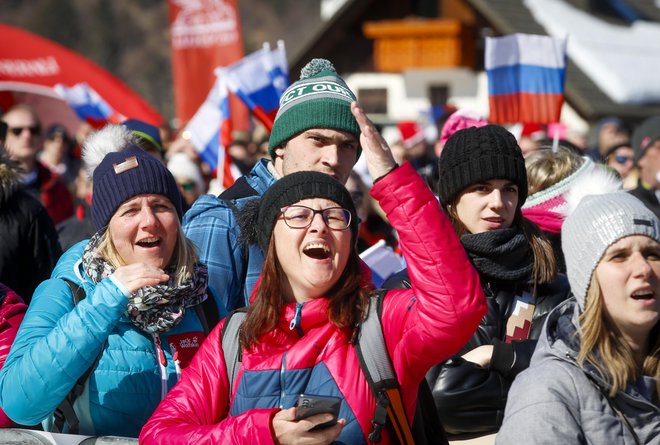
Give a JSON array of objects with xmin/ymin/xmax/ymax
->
[
  {"xmin": 54, "ymin": 82, "xmax": 125, "ymax": 127},
  {"xmin": 220, "ymin": 41, "xmax": 289, "ymax": 130},
  {"xmin": 184, "ymin": 76, "xmax": 237, "ymax": 189},
  {"xmin": 485, "ymin": 34, "xmax": 567, "ymax": 124},
  {"xmin": 185, "ymin": 43, "xmax": 289, "ymax": 189},
  {"xmin": 359, "ymin": 240, "xmax": 405, "ymax": 288}
]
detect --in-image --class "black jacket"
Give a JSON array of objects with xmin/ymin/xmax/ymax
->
[
  {"xmin": 629, "ymin": 181, "xmax": 660, "ymax": 219},
  {"xmin": 0, "ymin": 155, "xmax": 61, "ymax": 303},
  {"xmin": 384, "ymin": 269, "xmax": 570, "ymax": 438}
]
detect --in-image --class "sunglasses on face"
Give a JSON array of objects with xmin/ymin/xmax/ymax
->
[
  {"xmin": 8, "ymin": 125, "xmax": 40, "ymax": 137},
  {"xmin": 280, "ymin": 205, "xmax": 352, "ymax": 230},
  {"xmin": 613, "ymin": 154, "xmax": 633, "ymax": 164},
  {"xmin": 178, "ymin": 181, "xmax": 196, "ymax": 192}
]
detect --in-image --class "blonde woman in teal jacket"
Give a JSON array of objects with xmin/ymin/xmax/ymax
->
[{"xmin": 0, "ymin": 126, "xmax": 220, "ymax": 437}]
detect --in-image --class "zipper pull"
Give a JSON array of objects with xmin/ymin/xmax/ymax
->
[
  {"xmin": 289, "ymin": 303, "xmax": 304, "ymax": 336},
  {"xmin": 171, "ymin": 344, "xmax": 182, "ymax": 382},
  {"xmin": 153, "ymin": 334, "xmax": 168, "ymax": 400}
]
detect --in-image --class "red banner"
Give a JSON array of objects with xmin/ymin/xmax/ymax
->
[
  {"xmin": 168, "ymin": 0, "xmax": 247, "ymax": 127},
  {"xmin": 0, "ymin": 24, "xmax": 163, "ymax": 132}
]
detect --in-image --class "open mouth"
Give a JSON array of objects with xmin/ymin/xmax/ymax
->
[
  {"xmin": 303, "ymin": 243, "xmax": 331, "ymax": 260},
  {"xmin": 136, "ymin": 237, "xmax": 161, "ymax": 248},
  {"xmin": 631, "ymin": 290, "xmax": 655, "ymax": 301}
]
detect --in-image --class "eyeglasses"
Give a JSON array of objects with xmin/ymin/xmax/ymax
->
[
  {"xmin": 613, "ymin": 154, "xmax": 633, "ymax": 164},
  {"xmin": 280, "ymin": 205, "xmax": 351, "ymax": 230},
  {"xmin": 8, "ymin": 125, "xmax": 40, "ymax": 137}
]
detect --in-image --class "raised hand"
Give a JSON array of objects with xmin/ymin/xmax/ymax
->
[{"xmin": 351, "ymin": 101, "xmax": 397, "ymax": 181}]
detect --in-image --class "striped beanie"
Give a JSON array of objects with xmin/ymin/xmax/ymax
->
[{"xmin": 268, "ymin": 59, "xmax": 361, "ymax": 159}]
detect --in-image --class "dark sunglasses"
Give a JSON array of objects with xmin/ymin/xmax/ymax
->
[
  {"xmin": 613, "ymin": 154, "xmax": 633, "ymax": 164},
  {"xmin": 8, "ymin": 125, "xmax": 40, "ymax": 137},
  {"xmin": 179, "ymin": 181, "xmax": 196, "ymax": 192}
]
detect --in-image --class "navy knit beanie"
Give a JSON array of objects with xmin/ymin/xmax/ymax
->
[
  {"xmin": 91, "ymin": 145, "xmax": 183, "ymax": 230},
  {"xmin": 438, "ymin": 124, "xmax": 528, "ymax": 207},
  {"xmin": 257, "ymin": 171, "xmax": 358, "ymax": 252}
]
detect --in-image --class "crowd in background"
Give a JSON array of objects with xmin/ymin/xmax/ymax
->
[{"xmin": 0, "ymin": 57, "xmax": 658, "ymax": 444}]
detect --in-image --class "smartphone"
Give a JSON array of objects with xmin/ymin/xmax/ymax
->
[{"xmin": 294, "ymin": 393, "xmax": 341, "ymax": 430}]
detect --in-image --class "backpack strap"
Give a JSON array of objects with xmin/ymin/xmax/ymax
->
[
  {"xmin": 218, "ymin": 176, "xmax": 259, "ymax": 203},
  {"xmin": 355, "ymin": 290, "xmax": 415, "ymax": 445},
  {"xmin": 218, "ymin": 176, "xmax": 259, "ymax": 310},
  {"xmin": 195, "ymin": 290, "xmax": 221, "ymax": 335},
  {"xmin": 221, "ymin": 308, "xmax": 248, "ymax": 394},
  {"xmin": 51, "ymin": 279, "xmax": 103, "ymax": 434}
]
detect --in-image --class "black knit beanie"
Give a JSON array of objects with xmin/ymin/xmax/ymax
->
[
  {"xmin": 91, "ymin": 145, "xmax": 183, "ymax": 230},
  {"xmin": 438, "ymin": 124, "xmax": 528, "ymax": 207},
  {"xmin": 255, "ymin": 171, "xmax": 358, "ymax": 252}
]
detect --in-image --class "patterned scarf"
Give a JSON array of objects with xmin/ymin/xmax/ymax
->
[
  {"xmin": 82, "ymin": 231, "xmax": 209, "ymax": 334},
  {"xmin": 460, "ymin": 227, "xmax": 533, "ymax": 281}
]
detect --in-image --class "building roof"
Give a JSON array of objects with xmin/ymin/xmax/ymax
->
[
  {"xmin": 290, "ymin": 0, "xmax": 660, "ymax": 125},
  {"xmin": 467, "ymin": 0, "xmax": 660, "ymax": 124}
]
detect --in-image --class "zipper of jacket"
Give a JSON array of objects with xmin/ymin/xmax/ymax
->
[
  {"xmin": 152, "ymin": 334, "xmax": 168, "ymax": 400},
  {"xmin": 280, "ymin": 303, "xmax": 304, "ymax": 407},
  {"xmin": 279, "ymin": 353, "xmax": 287, "ymax": 408},
  {"xmin": 289, "ymin": 302, "xmax": 304, "ymax": 337}
]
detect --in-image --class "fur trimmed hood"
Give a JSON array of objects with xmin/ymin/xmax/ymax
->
[{"xmin": 0, "ymin": 151, "xmax": 22, "ymax": 206}]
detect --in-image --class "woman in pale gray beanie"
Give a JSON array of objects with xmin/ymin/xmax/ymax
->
[{"xmin": 498, "ymin": 192, "xmax": 660, "ymax": 444}]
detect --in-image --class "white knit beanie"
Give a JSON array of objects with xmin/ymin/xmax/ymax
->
[
  {"xmin": 167, "ymin": 153, "xmax": 204, "ymax": 195},
  {"xmin": 562, "ymin": 192, "xmax": 660, "ymax": 310}
]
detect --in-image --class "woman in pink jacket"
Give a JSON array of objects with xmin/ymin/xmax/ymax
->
[
  {"xmin": 0, "ymin": 283, "xmax": 27, "ymax": 427},
  {"xmin": 139, "ymin": 103, "xmax": 486, "ymax": 445}
]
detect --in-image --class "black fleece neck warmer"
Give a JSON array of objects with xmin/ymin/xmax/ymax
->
[{"xmin": 461, "ymin": 227, "xmax": 533, "ymax": 281}]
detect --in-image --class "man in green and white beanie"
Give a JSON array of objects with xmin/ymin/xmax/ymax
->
[
  {"xmin": 183, "ymin": 58, "xmax": 367, "ymax": 314},
  {"xmin": 268, "ymin": 58, "xmax": 361, "ymax": 163}
]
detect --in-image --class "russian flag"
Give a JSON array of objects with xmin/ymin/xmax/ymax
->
[
  {"xmin": 54, "ymin": 82, "xmax": 125, "ymax": 127},
  {"xmin": 220, "ymin": 41, "xmax": 289, "ymax": 131},
  {"xmin": 184, "ymin": 77, "xmax": 238, "ymax": 190},
  {"xmin": 485, "ymin": 34, "xmax": 567, "ymax": 124}
]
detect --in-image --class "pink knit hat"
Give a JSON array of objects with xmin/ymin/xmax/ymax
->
[{"xmin": 439, "ymin": 109, "xmax": 488, "ymax": 147}]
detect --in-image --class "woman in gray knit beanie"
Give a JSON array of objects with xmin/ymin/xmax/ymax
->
[{"xmin": 498, "ymin": 192, "xmax": 660, "ymax": 444}]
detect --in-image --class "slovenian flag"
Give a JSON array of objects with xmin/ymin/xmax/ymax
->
[
  {"xmin": 220, "ymin": 41, "xmax": 289, "ymax": 131},
  {"xmin": 485, "ymin": 34, "xmax": 567, "ymax": 124},
  {"xmin": 184, "ymin": 77, "xmax": 238, "ymax": 189},
  {"xmin": 54, "ymin": 82, "xmax": 125, "ymax": 127}
]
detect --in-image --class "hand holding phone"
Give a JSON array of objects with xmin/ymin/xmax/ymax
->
[{"xmin": 294, "ymin": 394, "xmax": 341, "ymax": 431}]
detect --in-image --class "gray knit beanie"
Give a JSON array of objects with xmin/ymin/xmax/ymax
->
[
  {"xmin": 268, "ymin": 59, "xmax": 361, "ymax": 160},
  {"xmin": 562, "ymin": 192, "xmax": 660, "ymax": 310}
]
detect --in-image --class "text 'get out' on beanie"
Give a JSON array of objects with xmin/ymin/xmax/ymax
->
[
  {"xmin": 438, "ymin": 124, "xmax": 527, "ymax": 207},
  {"xmin": 562, "ymin": 192, "xmax": 660, "ymax": 310},
  {"xmin": 268, "ymin": 59, "xmax": 361, "ymax": 160},
  {"xmin": 91, "ymin": 145, "xmax": 183, "ymax": 230}
]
